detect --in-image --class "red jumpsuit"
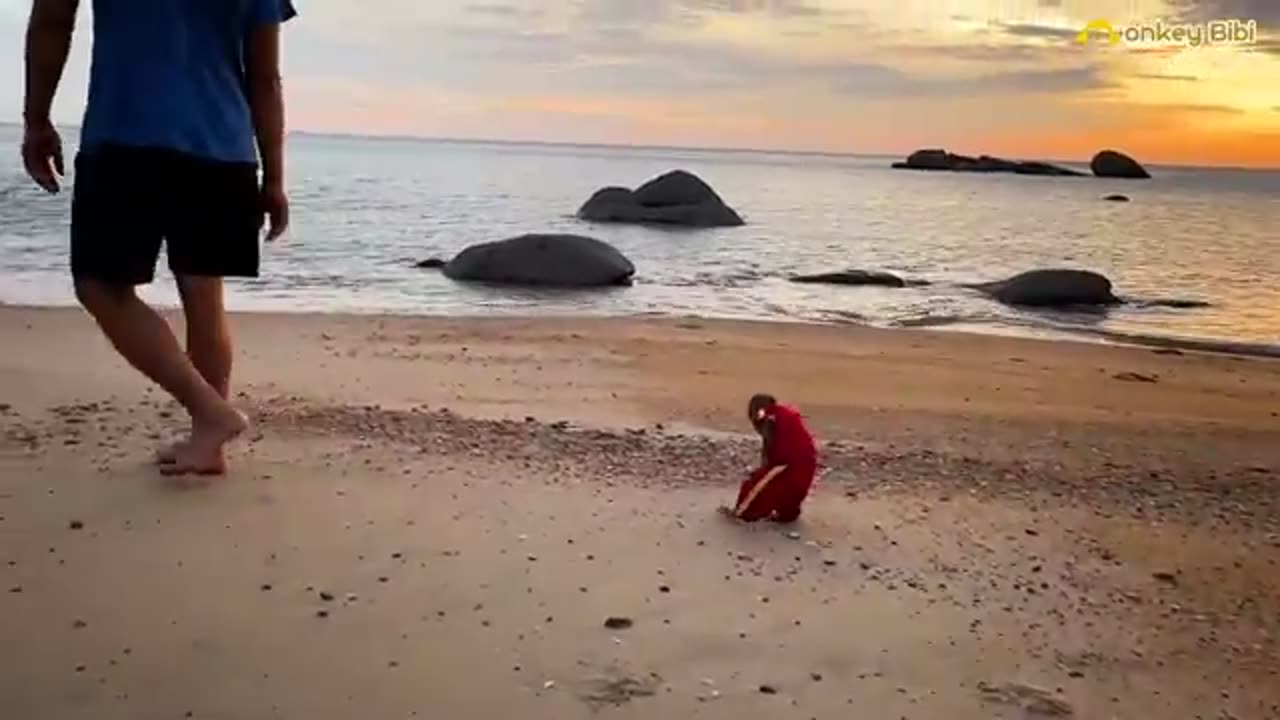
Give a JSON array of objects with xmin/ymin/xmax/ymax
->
[{"xmin": 734, "ymin": 404, "xmax": 818, "ymax": 523}]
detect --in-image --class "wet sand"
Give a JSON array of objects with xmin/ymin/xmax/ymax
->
[{"xmin": 2, "ymin": 306, "xmax": 1278, "ymax": 719}]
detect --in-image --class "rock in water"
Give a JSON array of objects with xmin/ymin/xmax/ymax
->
[
  {"xmin": 577, "ymin": 187, "xmax": 636, "ymax": 223},
  {"xmin": 1091, "ymin": 149, "xmax": 1150, "ymax": 179},
  {"xmin": 790, "ymin": 270, "xmax": 907, "ymax": 288},
  {"xmin": 443, "ymin": 234, "xmax": 636, "ymax": 288},
  {"xmin": 577, "ymin": 170, "xmax": 745, "ymax": 228},
  {"xmin": 973, "ymin": 269, "xmax": 1121, "ymax": 308},
  {"xmin": 415, "ymin": 257, "xmax": 446, "ymax": 269},
  {"xmin": 1103, "ymin": 194, "xmax": 1130, "ymax": 202},
  {"xmin": 892, "ymin": 148, "xmax": 1085, "ymax": 177},
  {"xmin": 632, "ymin": 170, "xmax": 720, "ymax": 207},
  {"xmin": 895, "ymin": 148, "xmax": 952, "ymax": 170}
]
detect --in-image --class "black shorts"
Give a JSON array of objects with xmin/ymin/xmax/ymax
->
[{"xmin": 70, "ymin": 144, "xmax": 263, "ymax": 284}]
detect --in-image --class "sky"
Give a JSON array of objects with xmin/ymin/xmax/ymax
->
[{"xmin": 1, "ymin": 0, "xmax": 1278, "ymax": 167}]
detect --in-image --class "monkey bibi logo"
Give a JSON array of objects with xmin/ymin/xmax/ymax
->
[
  {"xmin": 1075, "ymin": 17, "xmax": 1258, "ymax": 47},
  {"xmin": 1076, "ymin": 19, "xmax": 1120, "ymax": 45}
]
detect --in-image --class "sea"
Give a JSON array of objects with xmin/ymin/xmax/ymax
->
[{"xmin": 2, "ymin": 123, "xmax": 1278, "ymax": 353}]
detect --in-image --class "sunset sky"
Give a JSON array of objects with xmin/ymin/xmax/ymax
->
[{"xmin": 1, "ymin": 0, "xmax": 1277, "ymax": 166}]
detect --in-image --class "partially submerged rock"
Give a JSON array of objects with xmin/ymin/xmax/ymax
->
[
  {"xmin": 578, "ymin": 170, "xmax": 745, "ymax": 228},
  {"xmin": 1092, "ymin": 149, "xmax": 1150, "ymax": 179},
  {"xmin": 441, "ymin": 234, "xmax": 635, "ymax": 288},
  {"xmin": 1104, "ymin": 194, "xmax": 1131, "ymax": 202},
  {"xmin": 892, "ymin": 149, "xmax": 1084, "ymax": 177},
  {"xmin": 973, "ymin": 269, "xmax": 1121, "ymax": 308},
  {"xmin": 790, "ymin": 270, "xmax": 908, "ymax": 288}
]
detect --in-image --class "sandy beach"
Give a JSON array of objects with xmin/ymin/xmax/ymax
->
[{"xmin": 2, "ymin": 305, "xmax": 1278, "ymax": 719}]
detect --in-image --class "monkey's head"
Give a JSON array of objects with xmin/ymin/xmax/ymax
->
[{"xmin": 747, "ymin": 393, "xmax": 776, "ymax": 433}]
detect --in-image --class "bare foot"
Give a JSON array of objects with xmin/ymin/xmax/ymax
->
[
  {"xmin": 159, "ymin": 409, "xmax": 248, "ymax": 476},
  {"xmin": 159, "ymin": 445, "xmax": 228, "ymax": 476}
]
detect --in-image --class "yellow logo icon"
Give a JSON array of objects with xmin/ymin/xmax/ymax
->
[{"xmin": 1076, "ymin": 19, "xmax": 1120, "ymax": 45}]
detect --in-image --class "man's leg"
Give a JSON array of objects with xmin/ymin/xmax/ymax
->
[
  {"xmin": 177, "ymin": 275, "xmax": 232, "ymax": 398},
  {"xmin": 74, "ymin": 280, "xmax": 246, "ymax": 473},
  {"xmin": 161, "ymin": 149, "xmax": 263, "ymax": 472},
  {"xmin": 153, "ymin": 275, "xmax": 233, "ymax": 464},
  {"xmin": 71, "ymin": 145, "xmax": 246, "ymax": 475}
]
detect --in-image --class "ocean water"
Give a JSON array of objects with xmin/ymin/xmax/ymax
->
[{"xmin": 2, "ymin": 124, "xmax": 1279, "ymax": 350}]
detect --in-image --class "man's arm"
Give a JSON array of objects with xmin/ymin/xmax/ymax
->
[
  {"xmin": 23, "ymin": 0, "xmax": 78, "ymax": 125},
  {"xmin": 245, "ymin": 24, "xmax": 285, "ymax": 191}
]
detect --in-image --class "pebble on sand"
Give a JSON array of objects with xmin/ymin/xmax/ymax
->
[
  {"xmin": 1113, "ymin": 371, "xmax": 1159, "ymax": 384},
  {"xmin": 604, "ymin": 617, "xmax": 634, "ymax": 630},
  {"xmin": 69, "ymin": 520, "xmax": 84, "ymax": 530},
  {"xmin": 759, "ymin": 684, "xmax": 779, "ymax": 694}
]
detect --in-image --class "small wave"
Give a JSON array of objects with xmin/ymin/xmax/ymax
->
[
  {"xmin": 662, "ymin": 269, "xmax": 769, "ymax": 289},
  {"xmin": 816, "ymin": 309, "xmax": 868, "ymax": 325},
  {"xmin": 896, "ymin": 309, "xmax": 1279, "ymax": 358},
  {"xmin": 891, "ymin": 315, "xmax": 971, "ymax": 329},
  {"xmin": 1123, "ymin": 296, "xmax": 1214, "ymax": 310},
  {"xmin": 1079, "ymin": 327, "xmax": 1280, "ymax": 358}
]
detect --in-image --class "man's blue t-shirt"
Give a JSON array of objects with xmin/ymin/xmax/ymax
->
[{"xmin": 80, "ymin": 0, "xmax": 297, "ymax": 165}]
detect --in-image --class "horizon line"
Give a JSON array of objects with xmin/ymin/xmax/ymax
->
[
  {"xmin": 1, "ymin": 120, "xmax": 1276, "ymax": 172},
  {"xmin": 283, "ymin": 130, "xmax": 1280, "ymax": 171}
]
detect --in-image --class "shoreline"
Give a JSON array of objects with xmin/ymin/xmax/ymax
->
[{"xmin": 5, "ymin": 298, "xmax": 1279, "ymax": 361}]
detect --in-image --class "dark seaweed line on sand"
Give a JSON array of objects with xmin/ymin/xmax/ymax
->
[{"xmin": 255, "ymin": 399, "xmax": 1278, "ymax": 531}]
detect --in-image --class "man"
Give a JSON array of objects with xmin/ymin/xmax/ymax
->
[
  {"xmin": 721, "ymin": 393, "xmax": 819, "ymax": 523},
  {"xmin": 22, "ymin": 0, "xmax": 296, "ymax": 475}
]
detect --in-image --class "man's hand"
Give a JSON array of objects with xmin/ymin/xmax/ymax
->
[
  {"xmin": 261, "ymin": 184, "xmax": 289, "ymax": 241},
  {"xmin": 21, "ymin": 120, "xmax": 63, "ymax": 194}
]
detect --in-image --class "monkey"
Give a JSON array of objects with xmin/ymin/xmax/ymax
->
[{"xmin": 720, "ymin": 393, "xmax": 818, "ymax": 523}]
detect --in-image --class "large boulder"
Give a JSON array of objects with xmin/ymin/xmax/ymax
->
[
  {"xmin": 791, "ymin": 270, "xmax": 908, "ymax": 288},
  {"xmin": 1091, "ymin": 150, "xmax": 1150, "ymax": 179},
  {"xmin": 441, "ymin": 234, "xmax": 635, "ymax": 288},
  {"xmin": 973, "ymin": 269, "xmax": 1121, "ymax": 307},
  {"xmin": 633, "ymin": 171, "xmax": 720, "ymax": 207},
  {"xmin": 892, "ymin": 149, "xmax": 1084, "ymax": 177},
  {"xmin": 577, "ymin": 170, "xmax": 745, "ymax": 228}
]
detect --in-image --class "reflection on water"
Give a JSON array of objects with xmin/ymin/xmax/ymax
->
[{"xmin": 2, "ymin": 126, "xmax": 1279, "ymax": 348}]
